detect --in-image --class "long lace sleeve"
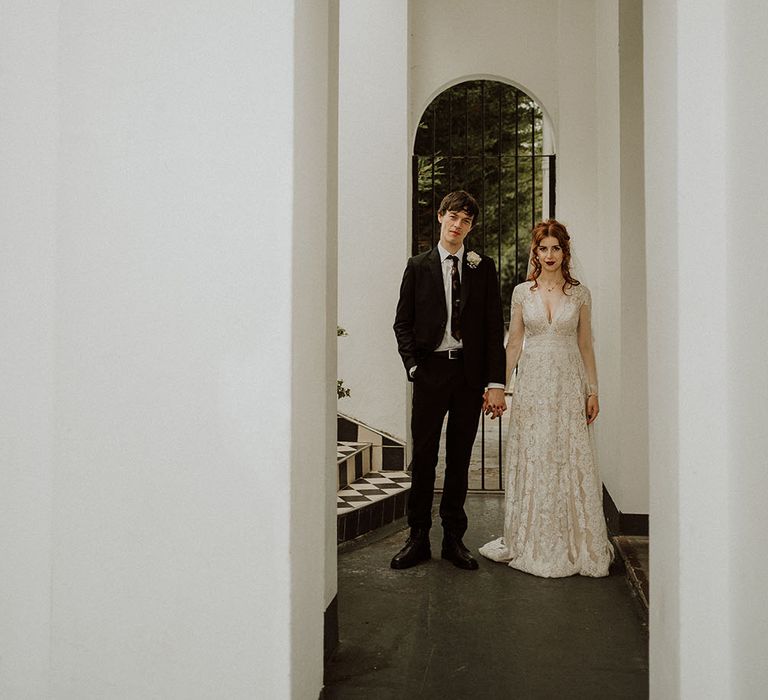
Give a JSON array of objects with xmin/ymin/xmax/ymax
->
[
  {"xmin": 505, "ymin": 286, "xmax": 525, "ymax": 388},
  {"xmin": 576, "ymin": 286, "xmax": 598, "ymax": 395}
]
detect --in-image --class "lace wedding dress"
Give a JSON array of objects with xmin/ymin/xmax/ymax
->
[{"xmin": 479, "ymin": 282, "xmax": 613, "ymax": 578}]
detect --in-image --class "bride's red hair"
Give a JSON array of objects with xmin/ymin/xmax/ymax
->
[{"xmin": 527, "ymin": 219, "xmax": 581, "ymax": 292}]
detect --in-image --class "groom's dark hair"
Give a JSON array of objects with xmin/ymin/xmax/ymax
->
[{"xmin": 438, "ymin": 190, "xmax": 479, "ymax": 220}]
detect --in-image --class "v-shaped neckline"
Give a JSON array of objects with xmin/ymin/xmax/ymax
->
[{"xmin": 534, "ymin": 287, "xmax": 566, "ymax": 325}]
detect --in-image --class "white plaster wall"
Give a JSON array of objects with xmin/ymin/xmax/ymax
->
[
  {"xmin": 1, "ymin": 1, "xmax": 329, "ymax": 697},
  {"xmin": 337, "ymin": 0, "xmax": 410, "ymax": 439},
  {"xmin": 592, "ymin": 0, "xmax": 623, "ymax": 511},
  {"xmin": 726, "ymin": 1, "xmax": 768, "ymax": 696},
  {"xmin": 554, "ymin": 0, "xmax": 600, "ymax": 244},
  {"xmin": 409, "ymin": 0, "xmax": 559, "ymax": 133},
  {"xmin": 618, "ymin": 0, "xmax": 650, "ymax": 515},
  {"xmin": 645, "ymin": 0, "xmax": 731, "ymax": 696},
  {"xmin": 0, "ymin": 2, "xmax": 57, "ymax": 695},
  {"xmin": 408, "ymin": 0, "xmax": 648, "ymax": 514}
]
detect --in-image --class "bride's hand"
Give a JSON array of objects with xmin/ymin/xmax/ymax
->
[
  {"xmin": 586, "ymin": 395, "xmax": 599, "ymax": 424},
  {"xmin": 484, "ymin": 388, "xmax": 507, "ymax": 419}
]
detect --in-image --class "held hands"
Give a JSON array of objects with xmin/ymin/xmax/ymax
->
[
  {"xmin": 483, "ymin": 390, "xmax": 596, "ymax": 422},
  {"xmin": 483, "ymin": 388, "xmax": 507, "ymax": 420},
  {"xmin": 586, "ymin": 394, "xmax": 599, "ymax": 424}
]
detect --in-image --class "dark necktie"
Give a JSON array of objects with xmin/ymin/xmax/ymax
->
[{"xmin": 447, "ymin": 255, "xmax": 461, "ymax": 340}]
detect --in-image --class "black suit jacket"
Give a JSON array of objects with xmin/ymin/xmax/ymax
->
[{"xmin": 393, "ymin": 247, "xmax": 506, "ymax": 389}]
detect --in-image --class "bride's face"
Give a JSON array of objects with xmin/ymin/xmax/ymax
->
[{"xmin": 536, "ymin": 236, "xmax": 564, "ymax": 273}]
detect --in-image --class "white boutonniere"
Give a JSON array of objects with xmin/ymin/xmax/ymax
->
[{"xmin": 466, "ymin": 251, "xmax": 482, "ymax": 269}]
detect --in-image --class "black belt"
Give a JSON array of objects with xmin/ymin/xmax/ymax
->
[{"xmin": 432, "ymin": 348, "xmax": 463, "ymax": 359}]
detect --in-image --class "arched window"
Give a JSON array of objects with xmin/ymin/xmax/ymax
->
[{"xmin": 413, "ymin": 80, "xmax": 555, "ymax": 323}]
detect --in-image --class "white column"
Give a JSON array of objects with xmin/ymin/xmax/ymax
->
[
  {"xmin": 325, "ymin": 0, "xmax": 341, "ymax": 633},
  {"xmin": 725, "ymin": 1, "xmax": 768, "ymax": 696},
  {"xmin": 643, "ymin": 2, "xmax": 681, "ymax": 694},
  {"xmin": 593, "ymin": 0, "xmax": 624, "ymax": 509},
  {"xmin": 618, "ymin": 0, "xmax": 649, "ymax": 515},
  {"xmin": 338, "ymin": 0, "xmax": 409, "ymax": 439},
  {"xmin": 0, "ymin": 2, "xmax": 57, "ymax": 695},
  {"xmin": 1, "ymin": 2, "xmax": 330, "ymax": 697},
  {"xmin": 291, "ymin": 2, "xmax": 333, "ymax": 696},
  {"xmin": 645, "ymin": 1, "xmax": 730, "ymax": 696}
]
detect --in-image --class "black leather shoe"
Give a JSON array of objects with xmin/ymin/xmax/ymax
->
[
  {"xmin": 390, "ymin": 530, "xmax": 431, "ymax": 569},
  {"xmin": 441, "ymin": 536, "xmax": 479, "ymax": 570}
]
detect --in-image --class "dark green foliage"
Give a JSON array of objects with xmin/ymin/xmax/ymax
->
[
  {"xmin": 337, "ymin": 380, "xmax": 350, "ymax": 400},
  {"xmin": 337, "ymin": 326, "xmax": 350, "ymax": 398}
]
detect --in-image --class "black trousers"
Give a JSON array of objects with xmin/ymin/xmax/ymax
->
[{"xmin": 408, "ymin": 355, "xmax": 484, "ymax": 538}]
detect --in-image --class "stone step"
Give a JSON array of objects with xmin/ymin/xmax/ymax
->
[
  {"xmin": 613, "ymin": 535, "xmax": 649, "ymax": 621},
  {"xmin": 336, "ymin": 471, "xmax": 411, "ymax": 543},
  {"xmin": 337, "ymin": 413, "xmax": 406, "ymax": 471},
  {"xmin": 336, "ymin": 440, "xmax": 373, "ymax": 490}
]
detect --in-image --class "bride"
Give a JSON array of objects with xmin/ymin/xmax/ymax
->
[{"xmin": 479, "ymin": 220, "xmax": 613, "ymax": 578}]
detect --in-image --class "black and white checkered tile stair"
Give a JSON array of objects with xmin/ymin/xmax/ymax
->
[
  {"xmin": 336, "ymin": 419, "xmax": 409, "ymax": 541},
  {"xmin": 337, "ymin": 441, "xmax": 372, "ymax": 489},
  {"xmin": 337, "ymin": 471, "xmax": 411, "ymax": 514}
]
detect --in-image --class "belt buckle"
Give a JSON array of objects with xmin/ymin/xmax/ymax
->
[{"xmin": 448, "ymin": 348, "xmax": 460, "ymax": 360}]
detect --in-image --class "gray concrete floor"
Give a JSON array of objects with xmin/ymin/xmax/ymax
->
[{"xmin": 324, "ymin": 494, "xmax": 648, "ymax": 700}]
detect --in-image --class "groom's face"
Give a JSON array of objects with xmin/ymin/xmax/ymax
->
[{"xmin": 438, "ymin": 209, "xmax": 474, "ymax": 251}]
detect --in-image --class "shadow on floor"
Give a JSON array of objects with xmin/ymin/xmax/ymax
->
[{"xmin": 324, "ymin": 494, "xmax": 648, "ymax": 700}]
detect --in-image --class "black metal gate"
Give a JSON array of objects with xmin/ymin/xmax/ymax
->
[{"xmin": 412, "ymin": 79, "xmax": 555, "ymax": 491}]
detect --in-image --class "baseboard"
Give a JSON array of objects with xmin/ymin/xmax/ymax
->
[
  {"xmin": 324, "ymin": 595, "xmax": 338, "ymax": 663},
  {"xmin": 602, "ymin": 485, "xmax": 621, "ymax": 535},
  {"xmin": 602, "ymin": 485, "xmax": 648, "ymax": 537},
  {"xmin": 619, "ymin": 512, "xmax": 649, "ymax": 536}
]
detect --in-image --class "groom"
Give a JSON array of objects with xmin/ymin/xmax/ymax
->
[{"xmin": 392, "ymin": 190, "xmax": 506, "ymax": 570}]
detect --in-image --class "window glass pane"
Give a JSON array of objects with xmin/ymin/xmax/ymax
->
[
  {"xmin": 449, "ymin": 86, "xmax": 466, "ymax": 157},
  {"xmin": 414, "ymin": 105, "xmax": 432, "ymax": 156},
  {"xmin": 533, "ymin": 156, "xmax": 544, "ymax": 224},
  {"xmin": 466, "ymin": 81, "xmax": 483, "ymax": 154},
  {"xmin": 517, "ymin": 153, "xmax": 534, "ymax": 230},
  {"xmin": 483, "ymin": 82, "xmax": 501, "ymax": 157},
  {"xmin": 501, "ymin": 86, "xmax": 518, "ymax": 156},
  {"xmin": 482, "ymin": 159, "xmax": 500, "ymax": 263},
  {"xmin": 449, "ymin": 156, "xmax": 467, "ymax": 192},
  {"xmin": 433, "ymin": 91, "xmax": 451, "ymax": 155},
  {"xmin": 533, "ymin": 105, "xmax": 544, "ymax": 155}
]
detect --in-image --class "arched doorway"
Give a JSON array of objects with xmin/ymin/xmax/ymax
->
[
  {"xmin": 412, "ymin": 78, "xmax": 555, "ymax": 489},
  {"xmin": 413, "ymin": 79, "xmax": 555, "ymax": 325}
]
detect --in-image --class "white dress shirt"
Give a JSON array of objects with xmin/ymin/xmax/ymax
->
[
  {"xmin": 410, "ymin": 243, "xmax": 504, "ymax": 391},
  {"xmin": 435, "ymin": 243, "xmax": 464, "ymax": 352}
]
